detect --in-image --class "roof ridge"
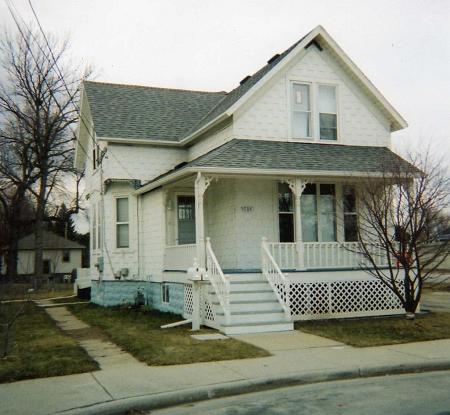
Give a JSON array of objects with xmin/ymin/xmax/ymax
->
[{"xmin": 84, "ymin": 80, "xmax": 226, "ymax": 95}]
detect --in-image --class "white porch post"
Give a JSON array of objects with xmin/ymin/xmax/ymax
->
[
  {"xmin": 287, "ymin": 178, "xmax": 307, "ymax": 270},
  {"xmin": 194, "ymin": 172, "xmax": 213, "ymax": 271}
]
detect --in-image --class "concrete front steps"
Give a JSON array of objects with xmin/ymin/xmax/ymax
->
[{"xmin": 209, "ymin": 273, "xmax": 293, "ymax": 335}]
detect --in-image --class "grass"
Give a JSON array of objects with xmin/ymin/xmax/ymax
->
[
  {"xmin": 69, "ymin": 304, "xmax": 270, "ymax": 365},
  {"xmin": 296, "ymin": 313, "xmax": 450, "ymax": 347},
  {"xmin": 0, "ymin": 302, "xmax": 98, "ymax": 383},
  {"xmin": 0, "ymin": 283, "xmax": 74, "ymax": 300}
]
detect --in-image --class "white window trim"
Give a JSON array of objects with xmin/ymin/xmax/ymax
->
[
  {"xmin": 115, "ymin": 195, "xmax": 130, "ymax": 249},
  {"xmin": 342, "ymin": 184, "xmax": 359, "ymax": 242},
  {"xmin": 277, "ymin": 182, "xmax": 296, "ymax": 243},
  {"xmin": 301, "ymin": 182, "xmax": 337, "ymax": 243},
  {"xmin": 288, "ymin": 79, "xmax": 340, "ymax": 142},
  {"xmin": 161, "ymin": 283, "xmax": 170, "ymax": 304},
  {"xmin": 290, "ymin": 81, "xmax": 313, "ymax": 140},
  {"xmin": 174, "ymin": 191, "xmax": 195, "ymax": 246}
]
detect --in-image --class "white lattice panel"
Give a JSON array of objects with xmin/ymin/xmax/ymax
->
[
  {"xmin": 183, "ymin": 283, "xmax": 218, "ymax": 329},
  {"xmin": 184, "ymin": 284, "xmax": 193, "ymax": 317},
  {"xmin": 287, "ymin": 278, "xmax": 403, "ymax": 320}
]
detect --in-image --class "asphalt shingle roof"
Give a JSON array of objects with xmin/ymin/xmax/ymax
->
[
  {"xmin": 84, "ymin": 82, "xmax": 226, "ymax": 141},
  {"xmin": 144, "ymin": 139, "xmax": 415, "ymax": 186},
  {"xmin": 18, "ymin": 231, "xmax": 85, "ymax": 250},
  {"xmin": 84, "ymin": 31, "xmax": 312, "ymax": 142}
]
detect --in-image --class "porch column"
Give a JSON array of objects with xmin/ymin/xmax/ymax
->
[
  {"xmin": 287, "ymin": 178, "xmax": 307, "ymax": 269},
  {"xmin": 194, "ymin": 172, "xmax": 213, "ymax": 270}
]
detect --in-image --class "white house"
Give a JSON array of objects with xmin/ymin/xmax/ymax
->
[
  {"xmin": 5, "ymin": 231, "xmax": 84, "ymax": 276},
  {"xmin": 76, "ymin": 26, "xmax": 411, "ymax": 334}
]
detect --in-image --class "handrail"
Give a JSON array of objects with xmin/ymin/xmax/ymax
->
[
  {"xmin": 205, "ymin": 237, "xmax": 231, "ymax": 324},
  {"xmin": 261, "ymin": 237, "xmax": 291, "ymax": 320}
]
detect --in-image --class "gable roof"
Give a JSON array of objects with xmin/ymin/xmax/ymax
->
[
  {"xmin": 83, "ymin": 81, "xmax": 226, "ymax": 141},
  {"xmin": 136, "ymin": 139, "xmax": 416, "ymax": 194},
  {"xmin": 81, "ymin": 25, "xmax": 407, "ymax": 150},
  {"xmin": 17, "ymin": 231, "xmax": 85, "ymax": 251}
]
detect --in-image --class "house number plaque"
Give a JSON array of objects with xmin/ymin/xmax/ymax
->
[{"xmin": 241, "ymin": 206, "xmax": 254, "ymax": 212}]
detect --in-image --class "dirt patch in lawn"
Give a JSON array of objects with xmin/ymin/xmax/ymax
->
[
  {"xmin": 0, "ymin": 302, "xmax": 98, "ymax": 383},
  {"xmin": 296, "ymin": 313, "xmax": 450, "ymax": 347},
  {"xmin": 69, "ymin": 304, "xmax": 270, "ymax": 365}
]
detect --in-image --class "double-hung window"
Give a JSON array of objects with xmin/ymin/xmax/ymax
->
[
  {"xmin": 291, "ymin": 83, "xmax": 311, "ymax": 139},
  {"xmin": 318, "ymin": 85, "xmax": 337, "ymax": 140},
  {"xmin": 343, "ymin": 185, "xmax": 358, "ymax": 241},
  {"xmin": 301, "ymin": 184, "xmax": 337, "ymax": 242},
  {"xmin": 116, "ymin": 197, "xmax": 129, "ymax": 248},
  {"xmin": 291, "ymin": 83, "xmax": 337, "ymax": 140},
  {"xmin": 278, "ymin": 183, "xmax": 295, "ymax": 242}
]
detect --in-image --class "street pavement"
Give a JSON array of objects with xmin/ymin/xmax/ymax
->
[{"xmin": 151, "ymin": 370, "xmax": 450, "ymax": 415}]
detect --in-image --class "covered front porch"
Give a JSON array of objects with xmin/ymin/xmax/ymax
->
[{"xmin": 162, "ymin": 173, "xmax": 386, "ymax": 274}]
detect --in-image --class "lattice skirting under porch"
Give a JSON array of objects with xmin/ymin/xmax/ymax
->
[
  {"xmin": 183, "ymin": 283, "xmax": 218, "ymax": 329},
  {"xmin": 285, "ymin": 278, "xmax": 404, "ymax": 320}
]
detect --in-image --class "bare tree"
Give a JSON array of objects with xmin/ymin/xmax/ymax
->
[
  {"xmin": 355, "ymin": 152, "xmax": 450, "ymax": 318},
  {"xmin": 0, "ymin": 26, "xmax": 88, "ymax": 284}
]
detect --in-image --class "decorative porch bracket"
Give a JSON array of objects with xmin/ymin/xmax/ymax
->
[
  {"xmin": 194, "ymin": 172, "xmax": 215, "ymax": 270},
  {"xmin": 281, "ymin": 177, "xmax": 308, "ymax": 270}
]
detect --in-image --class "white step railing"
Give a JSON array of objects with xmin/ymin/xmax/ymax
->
[
  {"xmin": 268, "ymin": 242, "xmax": 389, "ymax": 270},
  {"xmin": 261, "ymin": 237, "xmax": 291, "ymax": 320},
  {"xmin": 206, "ymin": 238, "xmax": 231, "ymax": 324},
  {"xmin": 164, "ymin": 244, "xmax": 196, "ymax": 271}
]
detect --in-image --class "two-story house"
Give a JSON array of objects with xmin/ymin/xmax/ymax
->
[{"xmin": 76, "ymin": 26, "xmax": 411, "ymax": 334}]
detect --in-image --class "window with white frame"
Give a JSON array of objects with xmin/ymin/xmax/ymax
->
[
  {"xmin": 116, "ymin": 197, "xmax": 129, "ymax": 248},
  {"xmin": 291, "ymin": 83, "xmax": 311, "ymax": 139},
  {"xmin": 161, "ymin": 283, "xmax": 170, "ymax": 304},
  {"xmin": 318, "ymin": 85, "xmax": 337, "ymax": 140},
  {"xmin": 62, "ymin": 250, "xmax": 70, "ymax": 262},
  {"xmin": 300, "ymin": 183, "xmax": 337, "ymax": 242},
  {"xmin": 278, "ymin": 183, "xmax": 295, "ymax": 242},
  {"xmin": 343, "ymin": 185, "xmax": 358, "ymax": 241}
]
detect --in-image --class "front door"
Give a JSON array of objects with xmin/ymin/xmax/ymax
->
[{"xmin": 177, "ymin": 195, "xmax": 196, "ymax": 244}]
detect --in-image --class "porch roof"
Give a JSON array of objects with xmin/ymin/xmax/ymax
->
[{"xmin": 137, "ymin": 139, "xmax": 415, "ymax": 194}]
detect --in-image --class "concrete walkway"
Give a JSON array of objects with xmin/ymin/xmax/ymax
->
[
  {"xmin": 1, "ymin": 324, "xmax": 450, "ymax": 415},
  {"xmin": 42, "ymin": 304, "xmax": 142, "ymax": 369}
]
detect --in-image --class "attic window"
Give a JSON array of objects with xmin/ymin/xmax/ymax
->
[{"xmin": 291, "ymin": 83, "xmax": 311, "ymax": 139}]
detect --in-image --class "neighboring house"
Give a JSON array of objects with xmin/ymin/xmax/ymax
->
[
  {"xmin": 5, "ymin": 231, "xmax": 84, "ymax": 276},
  {"xmin": 76, "ymin": 26, "xmax": 412, "ymax": 334}
]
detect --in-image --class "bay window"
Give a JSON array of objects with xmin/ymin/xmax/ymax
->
[
  {"xmin": 278, "ymin": 183, "xmax": 295, "ymax": 242},
  {"xmin": 343, "ymin": 185, "xmax": 358, "ymax": 241},
  {"xmin": 116, "ymin": 197, "xmax": 129, "ymax": 248},
  {"xmin": 301, "ymin": 184, "xmax": 337, "ymax": 242}
]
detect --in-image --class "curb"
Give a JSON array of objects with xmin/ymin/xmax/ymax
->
[{"xmin": 60, "ymin": 360, "xmax": 450, "ymax": 415}]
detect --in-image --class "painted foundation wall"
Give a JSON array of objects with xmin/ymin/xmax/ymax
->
[{"xmin": 91, "ymin": 280, "xmax": 185, "ymax": 315}]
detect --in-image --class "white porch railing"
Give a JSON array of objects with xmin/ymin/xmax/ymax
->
[
  {"xmin": 261, "ymin": 237, "xmax": 291, "ymax": 320},
  {"xmin": 268, "ymin": 242, "xmax": 389, "ymax": 270},
  {"xmin": 206, "ymin": 238, "xmax": 231, "ymax": 324},
  {"xmin": 164, "ymin": 244, "xmax": 196, "ymax": 271}
]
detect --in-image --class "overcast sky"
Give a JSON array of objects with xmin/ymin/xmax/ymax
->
[
  {"xmin": 1, "ymin": 0, "xmax": 448, "ymax": 153},
  {"xmin": 1, "ymin": 0, "xmax": 449, "ymax": 230}
]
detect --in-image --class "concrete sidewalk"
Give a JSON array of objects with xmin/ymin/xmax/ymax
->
[{"xmin": 1, "ymin": 331, "xmax": 450, "ymax": 415}]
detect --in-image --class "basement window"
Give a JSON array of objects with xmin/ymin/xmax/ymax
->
[{"xmin": 161, "ymin": 283, "xmax": 170, "ymax": 304}]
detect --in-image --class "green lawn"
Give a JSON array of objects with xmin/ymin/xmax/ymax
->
[
  {"xmin": 0, "ymin": 283, "xmax": 74, "ymax": 300},
  {"xmin": 69, "ymin": 304, "xmax": 270, "ymax": 365},
  {"xmin": 0, "ymin": 302, "xmax": 98, "ymax": 383},
  {"xmin": 296, "ymin": 313, "xmax": 450, "ymax": 347}
]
